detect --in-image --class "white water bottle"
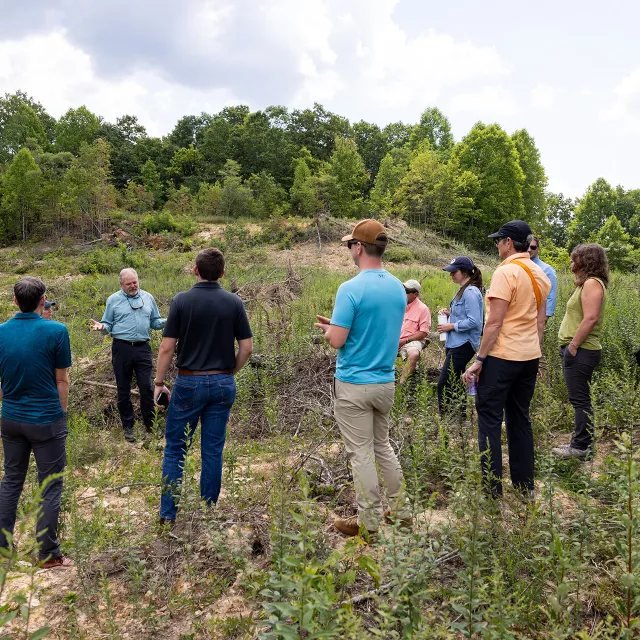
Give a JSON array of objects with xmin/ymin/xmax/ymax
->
[{"xmin": 438, "ymin": 313, "xmax": 448, "ymax": 341}]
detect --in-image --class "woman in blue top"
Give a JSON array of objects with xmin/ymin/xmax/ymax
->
[{"xmin": 436, "ymin": 256, "xmax": 484, "ymax": 419}]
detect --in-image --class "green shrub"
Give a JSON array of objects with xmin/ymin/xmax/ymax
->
[
  {"xmin": 385, "ymin": 245, "xmax": 415, "ymax": 263},
  {"xmin": 143, "ymin": 212, "xmax": 196, "ymax": 236}
]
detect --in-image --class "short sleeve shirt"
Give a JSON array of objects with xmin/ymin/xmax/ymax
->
[
  {"xmin": 486, "ymin": 253, "xmax": 551, "ymax": 361},
  {"xmin": 331, "ymin": 270, "xmax": 406, "ymax": 384},
  {"xmin": 163, "ymin": 282, "xmax": 252, "ymax": 371},
  {"xmin": 0, "ymin": 313, "xmax": 72, "ymax": 423},
  {"xmin": 400, "ymin": 298, "xmax": 431, "ymax": 340}
]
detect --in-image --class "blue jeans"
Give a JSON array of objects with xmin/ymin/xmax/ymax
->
[{"xmin": 160, "ymin": 374, "xmax": 236, "ymax": 520}]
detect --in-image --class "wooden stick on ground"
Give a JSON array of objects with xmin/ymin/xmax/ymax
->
[{"xmin": 80, "ymin": 380, "xmax": 139, "ymax": 396}]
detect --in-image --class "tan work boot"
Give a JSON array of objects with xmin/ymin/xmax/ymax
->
[
  {"xmin": 383, "ymin": 509, "xmax": 413, "ymax": 531},
  {"xmin": 334, "ymin": 515, "xmax": 376, "ymax": 538}
]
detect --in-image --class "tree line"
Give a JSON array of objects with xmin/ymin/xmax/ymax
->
[{"xmin": 0, "ymin": 90, "xmax": 639, "ymax": 268}]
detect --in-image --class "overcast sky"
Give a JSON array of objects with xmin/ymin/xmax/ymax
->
[{"xmin": 0, "ymin": 0, "xmax": 638, "ymax": 197}]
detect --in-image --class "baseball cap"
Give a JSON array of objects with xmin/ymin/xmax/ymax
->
[
  {"xmin": 488, "ymin": 220, "xmax": 532, "ymax": 243},
  {"xmin": 443, "ymin": 256, "xmax": 475, "ymax": 272},
  {"xmin": 341, "ymin": 219, "xmax": 388, "ymax": 246},
  {"xmin": 44, "ymin": 301, "xmax": 57, "ymax": 309},
  {"xmin": 403, "ymin": 279, "xmax": 421, "ymax": 293}
]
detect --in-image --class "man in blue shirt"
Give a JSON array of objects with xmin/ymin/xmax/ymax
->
[
  {"xmin": 90, "ymin": 268, "xmax": 165, "ymax": 442},
  {"xmin": 529, "ymin": 236, "xmax": 557, "ymax": 320},
  {"xmin": 315, "ymin": 219, "xmax": 410, "ymax": 537},
  {"xmin": 0, "ymin": 277, "xmax": 73, "ymax": 568}
]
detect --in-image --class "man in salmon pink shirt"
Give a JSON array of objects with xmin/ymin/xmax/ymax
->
[{"xmin": 398, "ymin": 279, "xmax": 431, "ymax": 383}]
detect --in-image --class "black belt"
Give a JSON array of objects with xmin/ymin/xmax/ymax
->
[{"xmin": 113, "ymin": 338, "xmax": 149, "ymax": 347}]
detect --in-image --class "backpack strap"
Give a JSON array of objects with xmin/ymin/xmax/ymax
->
[{"xmin": 512, "ymin": 260, "xmax": 542, "ymax": 310}]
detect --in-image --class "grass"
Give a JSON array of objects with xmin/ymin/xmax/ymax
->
[{"xmin": 1, "ymin": 218, "xmax": 640, "ymax": 638}]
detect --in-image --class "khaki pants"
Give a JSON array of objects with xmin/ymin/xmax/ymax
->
[{"xmin": 333, "ymin": 378, "xmax": 409, "ymax": 531}]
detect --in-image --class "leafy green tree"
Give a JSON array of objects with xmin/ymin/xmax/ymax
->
[
  {"xmin": 566, "ymin": 178, "xmax": 617, "ymax": 248},
  {"xmin": 394, "ymin": 149, "xmax": 479, "ymax": 237},
  {"xmin": 352, "ymin": 121, "xmax": 388, "ymax": 184},
  {"xmin": 288, "ymin": 103, "xmax": 350, "ymax": 163},
  {"xmin": 596, "ymin": 214, "xmax": 633, "ymax": 271},
  {"xmin": 512, "ymin": 129, "xmax": 547, "ymax": 227},
  {"xmin": 452, "ymin": 122, "xmax": 525, "ymax": 244},
  {"xmin": 168, "ymin": 145, "xmax": 204, "ymax": 191},
  {"xmin": 0, "ymin": 148, "xmax": 42, "ymax": 241},
  {"xmin": 409, "ymin": 107, "xmax": 454, "ymax": 159},
  {"xmin": 246, "ymin": 171, "xmax": 287, "ymax": 218},
  {"xmin": 218, "ymin": 160, "xmax": 253, "ymax": 218},
  {"xmin": 194, "ymin": 182, "xmax": 223, "ymax": 219},
  {"xmin": 326, "ymin": 137, "xmax": 368, "ymax": 218},
  {"xmin": 62, "ymin": 139, "xmax": 116, "ymax": 237},
  {"xmin": 290, "ymin": 153, "xmax": 322, "ymax": 217},
  {"xmin": 369, "ymin": 148, "xmax": 410, "ymax": 216},
  {"xmin": 122, "ymin": 182, "xmax": 155, "ymax": 214},
  {"xmin": 167, "ymin": 114, "xmax": 211, "ymax": 149},
  {"xmin": 544, "ymin": 192, "xmax": 574, "ymax": 247},
  {"xmin": 0, "ymin": 91, "xmax": 55, "ymax": 162},
  {"xmin": 35, "ymin": 150, "xmax": 74, "ymax": 230},
  {"xmin": 614, "ymin": 186, "xmax": 640, "ymax": 230},
  {"xmin": 383, "ymin": 121, "xmax": 412, "ymax": 150},
  {"xmin": 139, "ymin": 159, "xmax": 163, "ymax": 207},
  {"xmin": 55, "ymin": 106, "xmax": 100, "ymax": 155}
]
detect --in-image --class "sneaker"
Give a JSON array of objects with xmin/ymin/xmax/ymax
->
[
  {"xmin": 124, "ymin": 428, "xmax": 136, "ymax": 443},
  {"xmin": 334, "ymin": 515, "xmax": 376, "ymax": 537},
  {"xmin": 383, "ymin": 509, "xmax": 413, "ymax": 531},
  {"xmin": 40, "ymin": 554, "xmax": 74, "ymax": 569},
  {"xmin": 551, "ymin": 444, "xmax": 588, "ymax": 460},
  {"xmin": 159, "ymin": 517, "xmax": 176, "ymax": 529}
]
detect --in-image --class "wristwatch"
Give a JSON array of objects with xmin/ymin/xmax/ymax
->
[
  {"xmin": 476, "ymin": 355, "xmax": 486, "ymax": 363},
  {"xmin": 154, "ymin": 379, "xmax": 165, "ymax": 386}
]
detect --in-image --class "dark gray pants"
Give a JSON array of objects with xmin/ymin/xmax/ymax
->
[
  {"xmin": 560, "ymin": 346, "xmax": 602, "ymax": 451},
  {"xmin": 0, "ymin": 415, "xmax": 67, "ymax": 560}
]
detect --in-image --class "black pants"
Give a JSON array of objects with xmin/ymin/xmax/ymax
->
[
  {"xmin": 560, "ymin": 346, "xmax": 602, "ymax": 451},
  {"xmin": 475, "ymin": 356, "xmax": 539, "ymax": 496},
  {"xmin": 437, "ymin": 341, "xmax": 476, "ymax": 418},
  {"xmin": 112, "ymin": 341, "xmax": 155, "ymax": 430},
  {"xmin": 0, "ymin": 416, "xmax": 67, "ymax": 560}
]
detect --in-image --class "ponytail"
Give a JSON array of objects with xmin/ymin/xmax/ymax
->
[{"xmin": 454, "ymin": 266, "xmax": 484, "ymax": 301}]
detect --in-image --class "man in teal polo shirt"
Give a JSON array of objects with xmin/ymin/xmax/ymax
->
[
  {"xmin": 0, "ymin": 276, "xmax": 73, "ymax": 568},
  {"xmin": 315, "ymin": 219, "xmax": 410, "ymax": 536},
  {"xmin": 90, "ymin": 268, "xmax": 165, "ymax": 442}
]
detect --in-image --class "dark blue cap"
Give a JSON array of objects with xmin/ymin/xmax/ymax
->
[
  {"xmin": 44, "ymin": 301, "xmax": 56, "ymax": 309},
  {"xmin": 443, "ymin": 256, "xmax": 475, "ymax": 272},
  {"xmin": 488, "ymin": 220, "xmax": 532, "ymax": 243}
]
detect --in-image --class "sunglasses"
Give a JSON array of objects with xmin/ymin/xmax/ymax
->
[
  {"xmin": 405, "ymin": 289, "xmax": 417, "ymax": 294},
  {"xmin": 347, "ymin": 240, "xmax": 360, "ymax": 249},
  {"xmin": 529, "ymin": 245, "xmax": 538, "ymax": 250}
]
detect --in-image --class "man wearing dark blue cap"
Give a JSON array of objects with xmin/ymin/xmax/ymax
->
[
  {"xmin": 463, "ymin": 220, "xmax": 551, "ymax": 498},
  {"xmin": 42, "ymin": 301, "xmax": 56, "ymax": 320}
]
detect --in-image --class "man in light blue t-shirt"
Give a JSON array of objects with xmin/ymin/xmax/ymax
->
[
  {"xmin": 315, "ymin": 219, "xmax": 410, "ymax": 537},
  {"xmin": 529, "ymin": 236, "xmax": 557, "ymax": 320}
]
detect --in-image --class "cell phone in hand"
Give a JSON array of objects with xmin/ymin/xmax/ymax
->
[{"xmin": 157, "ymin": 391, "xmax": 169, "ymax": 408}]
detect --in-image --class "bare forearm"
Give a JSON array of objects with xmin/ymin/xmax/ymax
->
[
  {"xmin": 234, "ymin": 348, "xmax": 252, "ymax": 374},
  {"xmin": 477, "ymin": 322, "xmax": 503, "ymax": 358},
  {"xmin": 571, "ymin": 318, "xmax": 598, "ymax": 347},
  {"xmin": 57, "ymin": 381, "xmax": 69, "ymax": 413},
  {"xmin": 403, "ymin": 331, "xmax": 428, "ymax": 343},
  {"xmin": 156, "ymin": 347, "xmax": 174, "ymax": 382}
]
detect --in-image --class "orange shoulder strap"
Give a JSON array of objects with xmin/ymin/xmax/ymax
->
[{"xmin": 512, "ymin": 260, "xmax": 542, "ymax": 310}]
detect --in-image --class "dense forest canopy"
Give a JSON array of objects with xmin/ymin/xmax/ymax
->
[{"xmin": 1, "ymin": 90, "xmax": 639, "ymax": 269}]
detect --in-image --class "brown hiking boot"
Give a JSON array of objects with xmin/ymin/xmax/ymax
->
[
  {"xmin": 334, "ymin": 515, "xmax": 377, "ymax": 538},
  {"xmin": 383, "ymin": 509, "xmax": 413, "ymax": 531},
  {"xmin": 40, "ymin": 554, "xmax": 74, "ymax": 569}
]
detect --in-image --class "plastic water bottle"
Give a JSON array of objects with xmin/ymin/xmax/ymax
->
[
  {"xmin": 467, "ymin": 373, "xmax": 477, "ymax": 396},
  {"xmin": 438, "ymin": 313, "xmax": 447, "ymax": 342}
]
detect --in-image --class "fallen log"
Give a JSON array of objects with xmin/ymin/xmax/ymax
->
[{"xmin": 80, "ymin": 380, "xmax": 139, "ymax": 396}]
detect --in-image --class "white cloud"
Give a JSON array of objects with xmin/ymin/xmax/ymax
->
[
  {"xmin": 449, "ymin": 85, "xmax": 517, "ymax": 118},
  {"xmin": 602, "ymin": 69, "xmax": 640, "ymax": 133},
  {"xmin": 530, "ymin": 83, "xmax": 556, "ymax": 109}
]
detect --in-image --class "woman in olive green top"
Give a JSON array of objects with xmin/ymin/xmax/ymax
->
[{"xmin": 552, "ymin": 244, "xmax": 609, "ymax": 459}]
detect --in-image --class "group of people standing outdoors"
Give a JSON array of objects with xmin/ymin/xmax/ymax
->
[{"xmin": 0, "ymin": 217, "xmax": 610, "ymax": 563}]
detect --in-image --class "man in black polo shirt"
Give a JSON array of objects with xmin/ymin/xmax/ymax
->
[{"xmin": 154, "ymin": 248, "xmax": 253, "ymax": 524}]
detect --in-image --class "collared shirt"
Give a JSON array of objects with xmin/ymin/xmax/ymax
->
[
  {"xmin": 532, "ymin": 255, "xmax": 558, "ymax": 316},
  {"xmin": 400, "ymin": 297, "xmax": 431, "ymax": 341},
  {"xmin": 100, "ymin": 289, "xmax": 165, "ymax": 342},
  {"xmin": 445, "ymin": 285, "xmax": 484, "ymax": 351},
  {"xmin": 331, "ymin": 269, "xmax": 406, "ymax": 384},
  {"xmin": 163, "ymin": 281, "xmax": 252, "ymax": 371},
  {"xmin": 486, "ymin": 252, "xmax": 551, "ymax": 361},
  {"xmin": 0, "ymin": 313, "xmax": 72, "ymax": 423}
]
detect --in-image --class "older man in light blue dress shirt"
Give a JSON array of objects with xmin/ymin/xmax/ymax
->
[
  {"xmin": 529, "ymin": 236, "xmax": 557, "ymax": 320},
  {"xmin": 90, "ymin": 268, "xmax": 165, "ymax": 442}
]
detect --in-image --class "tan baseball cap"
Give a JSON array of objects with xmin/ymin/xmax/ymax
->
[
  {"xmin": 403, "ymin": 279, "xmax": 421, "ymax": 293},
  {"xmin": 341, "ymin": 219, "xmax": 388, "ymax": 246}
]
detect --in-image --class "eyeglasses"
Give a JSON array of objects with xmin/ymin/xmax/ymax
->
[
  {"xmin": 127, "ymin": 295, "xmax": 144, "ymax": 311},
  {"xmin": 529, "ymin": 245, "xmax": 538, "ymax": 250}
]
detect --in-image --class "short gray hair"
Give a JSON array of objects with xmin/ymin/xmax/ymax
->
[{"xmin": 119, "ymin": 268, "xmax": 138, "ymax": 283}]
